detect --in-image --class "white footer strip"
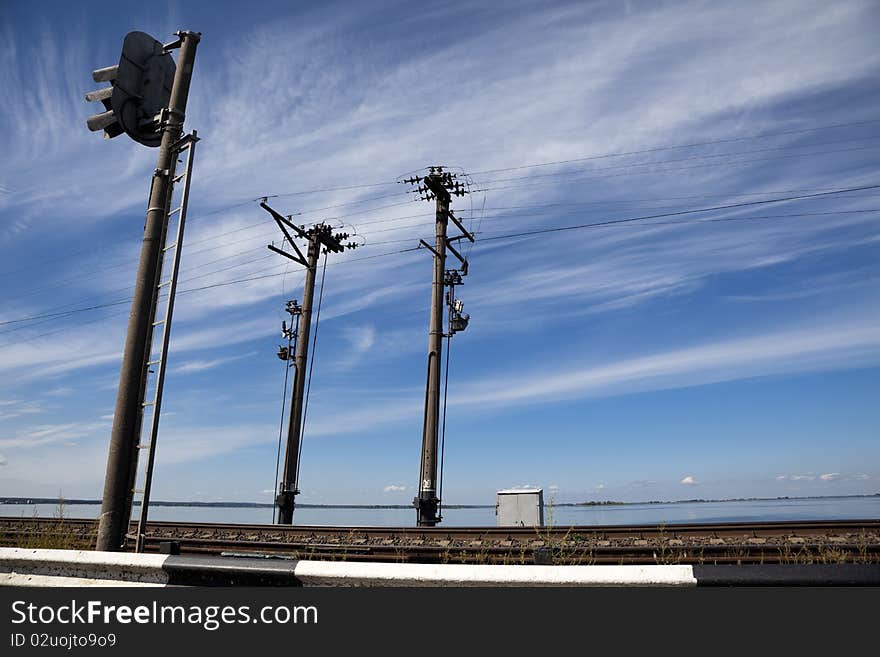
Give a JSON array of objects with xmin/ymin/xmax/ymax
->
[{"xmin": 292, "ymin": 561, "xmax": 698, "ymax": 587}]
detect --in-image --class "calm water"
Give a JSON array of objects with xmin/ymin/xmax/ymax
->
[{"xmin": 2, "ymin": 496, "xmax": 878, "ymax": 527}]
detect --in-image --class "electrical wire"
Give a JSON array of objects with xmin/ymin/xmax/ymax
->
[
  {"xmin": 1, "ymin": 185, "xmax": 875, "ymax": 332},
  {"xmin": 5, "ymin": 204, "xmax": 875, "ymax": 342},
  {"xmin": 468, "ymin": 118, "xmax": 880, "ymax": 176},
  {"xmin": 472, "ymin": 184, "xmax": 880, "ymax": 243},
  {"xmin": 469, "ymin": 135, "xmax": 880, "ymax": 186},
  {"xmin": 4, "ymin": 116, "xmax": 878, "ymax": 284},
  {"xmin": 472, "ymin": 145, "xmax": 880, "ymax": 194},
  {"xmin": 11, "ymin": 174, "xmax": 873, "ymax": 310}
]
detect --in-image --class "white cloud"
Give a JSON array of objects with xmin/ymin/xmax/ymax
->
[
  {"xmin": 0, "ymin": 399, "xmax": 44, "ymax": 421},
  {"xmin": 277, "ymin": 313, "xmax": 880, "ymax": 441},
  {"xmin": 383, "ymin": 484, "xmax": 407, "ymax": 492},
  {"xmin": 152, "ymin": 425, "xmax": 276, "ymax": 465},
  {"xmin": 450, "ymin": 316, "xmax": 880, "ymax": 411},
  {"xmin": 680, "ymin": 475, "xmax": 698, "ymax": 485},
  {"xmin": 819, "ymin": 472, "xmax": 841, "ymax": 481},
  {"xmin": 0, "ymin": 452, "xmax": 7, "ymax": 466},
  {"xmin": 172, "ymin": 351, "xmax": 256, "ymax": 375},
  {"xmin": 0, "ymin": 421, "xmax": 106, "ymax": 450}
]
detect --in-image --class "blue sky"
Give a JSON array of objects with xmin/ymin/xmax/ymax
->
[{"xmin": 0, "ymin": 0, "xmax": 878, "ymax": 509}]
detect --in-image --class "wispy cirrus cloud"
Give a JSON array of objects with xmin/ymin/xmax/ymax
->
[
  {"xmin": 2, "ymin": 1, "xmax": 879, "ymax": 503},
  {"xmin": 172, "ymin": 351, "xmax": 257, "ymax": 375},
  {"xmin": 0, "ymin": 419, "xmax": 109, "ymax": 450},
  {"xmin": 449, "ymin": 315, "xmax": 880, "ymax": 411},
  {"xmin": 270, "ymin": 313, "xmax": 880, "ymax": 439}
]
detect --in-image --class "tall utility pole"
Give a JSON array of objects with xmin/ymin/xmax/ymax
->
[
  {"xmin": 406, "ymin": 167, "xmax": 473, "ymax": 527},
  {"xmin": 92, "ymin": 31, "xmax": 201, "ymax": 552},
  {"xmin": 262, "ymin": 201, "xmax": 358, "ymax": 524}
]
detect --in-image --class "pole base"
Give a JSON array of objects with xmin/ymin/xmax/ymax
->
[
  {"xmin": 413, "ymin": 495, "xmax": 440, "ymax": 527},
  {"xmin": 276, "ymin": 490, "xmax": 297, "ymax": 525}
]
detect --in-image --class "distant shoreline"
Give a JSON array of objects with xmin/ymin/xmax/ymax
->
[{"xmin": 1, "ymin": 493, "xmax": 877, "ymax": 510}]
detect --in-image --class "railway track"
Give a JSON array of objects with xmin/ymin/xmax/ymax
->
[{"xmin": 2, "ymin": 517, "xmax": 878, "ymax": 565}]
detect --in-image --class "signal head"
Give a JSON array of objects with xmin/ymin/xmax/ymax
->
[{"xmin": 85, "ymin": 31, "xmax": 176, "ymax": 146}]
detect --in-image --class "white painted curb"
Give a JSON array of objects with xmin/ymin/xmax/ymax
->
[
  {"xmin": 292, "ymin": 561, "xmax": 698, "ymax": 587},
  {"xmin": 0, "ymin": 548, "xmax": 169, "ymax": 587}
]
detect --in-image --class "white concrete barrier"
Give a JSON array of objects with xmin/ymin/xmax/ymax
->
[
  {"xmin": 292, "ymin": 561, "xmax": 697, "ymax": 587},
  {"xmin": 2, "ymin": 548, "xmax": 877, "ymax": 586},
  {"xmin": 0, "ymin": 548, "xmax": 696, "ymax": 587},
  {"xmin": 0, "ymin": 548, "xmax": 169, "ymax": 587}
]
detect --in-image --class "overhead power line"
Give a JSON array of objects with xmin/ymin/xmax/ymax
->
[
  {"xmin": 473, "ymin": 145, "xmax": 880, "ymax": 194},
  {"xmin": 468, "ymin": 118, "xmax": 880, "ymax": 176},
  {"xmin": 474, "ymin": 184, "xmax": 880, "ymax": 243},
  {"xmin": 470, "ymin": 135, "xmax": 880, "ymax": 186},
  {"xmin": 3, "ymin": 117, "xmax": 877, "ymax": 282},
  {"xmin": 2, "ymin": 184, "xmax": 874, "ymax": 333}
]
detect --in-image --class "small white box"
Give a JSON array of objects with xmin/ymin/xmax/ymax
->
[{"xmin": 495, "ymin": 488, "xmax": 544, "ymax": 527}]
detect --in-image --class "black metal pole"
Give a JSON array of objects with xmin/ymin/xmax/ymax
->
[
  {"xmin": 277, "ymin": 237, "xmax": 319, "ymax": 524},
  {"xmin": 96, "ymin": 32, "xmax": 200, "ymax": 552},
  {"xmin": 415, "ymin": 179, "xmax": 449, "ymax": 527}
]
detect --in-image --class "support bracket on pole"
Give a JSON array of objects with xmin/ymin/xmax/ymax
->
[{"xmin": 419, "ymin": 239, "xmax": 443, "ymax": 258}]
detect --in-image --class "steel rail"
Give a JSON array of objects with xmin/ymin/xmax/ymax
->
[{"xmin": 2, "ymin": 516, "xmax": 877, "ymax": 565}]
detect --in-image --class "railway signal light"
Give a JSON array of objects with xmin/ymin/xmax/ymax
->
[{"xmin": 85, "ymin": 31, "xmax": 176, "ymax": 146}]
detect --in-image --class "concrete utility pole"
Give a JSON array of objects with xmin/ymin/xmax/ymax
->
[
  {"xmin": 277, "ymin": 235, "xmax": 317, "ymax": 525},
  {"xmin": 262, "ymin": 202, "xmax": 358, "ymax": 524},
  {"xmin": 96, "ymin": 31, "xmax": 200, "ymax": 552},
  {"xmin": 416, "ymin": 181, "xmax": 449, "ymax": 527},
  {"xmin": 406, "ymin": 168, "xmax": 472, "ymax": 527}
]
